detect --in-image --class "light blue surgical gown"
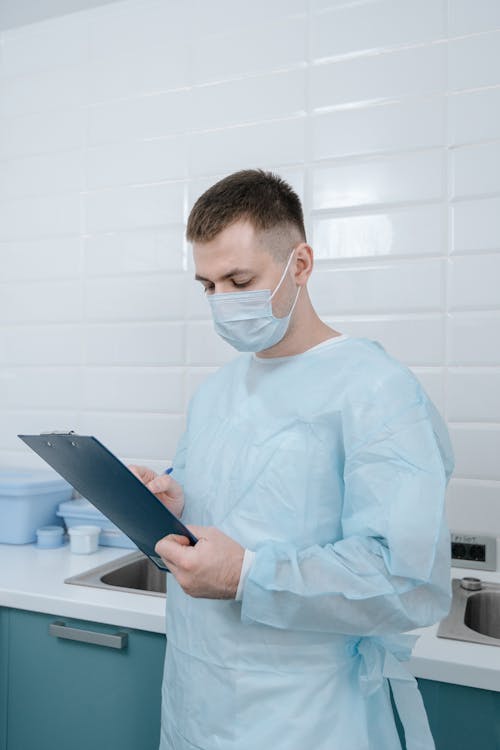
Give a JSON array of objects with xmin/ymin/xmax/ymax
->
[{"xmin": 159, "ymin": 335, "xmax": 454, "ymax": 750}]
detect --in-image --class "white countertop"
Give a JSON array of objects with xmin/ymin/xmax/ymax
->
[
  {"xmin": 0, "ymin": 541, "xmax": 166, "ymax": 634},
  {"xmin": 0, "ymin": 541, "xmax": 499, "ymax": 691}
]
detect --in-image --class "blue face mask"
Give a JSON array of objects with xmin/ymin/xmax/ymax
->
[{"xmin": 207, "ymin": 249, "xmax": 301, "ymax": 353}]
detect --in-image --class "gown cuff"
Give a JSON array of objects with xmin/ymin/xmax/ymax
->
[{"xmin": 235, "ymin": 548, "xmax": 256, "ymax": 601}]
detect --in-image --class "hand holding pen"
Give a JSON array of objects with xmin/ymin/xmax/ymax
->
[{"xmin": 127, "ymin": 463, "xmax": 185, "ymax": 519}]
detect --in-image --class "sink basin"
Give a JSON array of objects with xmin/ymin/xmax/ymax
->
[
  {"xmin": 464, "ymin": 591, "xmax": 500, "ymax": 639},
  {"xmin": 64, "ymin": 551, "xmax": 166, "ymax": 597},
  {"xmin": 437, "ymin": 577, "xmax": 500, "ymax": 647}
]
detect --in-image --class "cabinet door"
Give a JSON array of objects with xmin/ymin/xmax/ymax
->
[
  {"xmin": 418, "ymin": 678, "xmax": 500, "ymax": 750},
  {"xmin": 0, "ymin": 608, "xmax": 7, "ymax": 750},
  {"xmin": 5, "ymin": 608, "xmax": 165, "ymax": 750},
  {"xmin": 392, "ymin": 678, "xmax": 500, "ymax": 750}
]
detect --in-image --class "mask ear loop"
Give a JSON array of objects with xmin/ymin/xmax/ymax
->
[
  {"xmin": 270, "ymin": 247, "xmax": 297, "ymax": 301},
  {"xmin": 269, "ymin": 247, "xmax": 302, "ymax": 319}
]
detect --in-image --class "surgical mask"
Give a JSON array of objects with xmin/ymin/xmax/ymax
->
[{"xmin": 207, "ymin": 249, "xmax": 301, "ymax": 352}]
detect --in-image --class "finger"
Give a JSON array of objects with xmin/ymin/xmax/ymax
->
[
  {"xmin": 186, "ymin": 524, "xmax": 210, "ymax": 539},
  {"xmin": 155, "ymin": 536, "xmax": 192, "ymax": 567},
  {"xmin": 147, "ymin": 475, "xmax": 172, "ymax": 494}
]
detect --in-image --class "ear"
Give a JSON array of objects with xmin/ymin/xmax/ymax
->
[{"xmin": 294, "ymin": 243, "xmax": 314, "ymax": 284}]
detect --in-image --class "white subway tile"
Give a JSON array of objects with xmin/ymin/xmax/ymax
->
[
  {"xmin": 446, "ymin": 479, "xmax": 500, "ymax": 534},
  {"xmin": 0, "ymin": 150, "xmax": 84, "ymax": 201},
  {"xmin": 88, "ymin": 1, "xmax": 189, "ymax": 60},
  {"xmin": 309, "ymin": 259, "xmax": 444, "ymax": 315},
  {"xmin": 0, "ymin": 237, "xmax": 81, "ymax": 281},
  {"xmin": 449, "ymin": 313, "xmax": 500, "ymax": 365},
  {"xmin": 85, "ymin": 275, "xmax": 186, "ymax": 322},
  {"xmin": 0, "ymin": 194, "xmax": 80, "ymax": 240},
  {"xmin": 85, "ymin": 43, "xmax": 189, "ymax": 104},
  {"xmin": 0, "ymin": 326, "xmax": 83, "ymax": 366},
  {"xmin": 449, "ymin": 425, "xmax": 500, "ymax": 481},
  {"xmin": 312, "ymin": 0, "xmax": 446, "ymax": 61},
  {"xmin": 452, "ymin": 142, "xmax": 500, "ymax": 199},
  {"xmin": 84, "ymin": 182, "xmax": 184, "ymax": 233},
  {"xmin": 1, "ymin": 411, "xmax": 80, "ymax": 452},
  {"xmin": 190, "ymin": 0, "xmax": 306, "ymax": 37},
  {"xmin": 0, "ymin": 65, "xmax": 87, "ymax": 118},
  {"xmin": 83, "ymin": 367, "xmax": 184, "ymax": 413},
  {"xmin": 0, "ymin": 280, "xmax": 83, "ymax": 324},
  {"xmin": 192, "ymin": 70, "xmax": 306, "ymax": 133},
  {"xmin": 330, "ymin": 316, "xmax": 445, "ymax": 365},
  {"xmin": 312, "ymin": 0, "xmax": 360, "ymax": 8},
  {"xmin": 85, "ymin": 135, "xmax": 188, "ymax": 189},
  {"xmin": 87, "ymin": 89, "xmax": 191, "ymax": 146},
  {"xmin": 84, "ymin": 323, "xmax": 185, "ymax": 366},
  {"xmin": 409, "ymin": 367, "xmax": 445, "ymax": 413},
  {"xmin": 312, "ymin": 97, "xmax": 445, "ymax": 161},
  {"xmin": 84, "ymin": 226, "xmax": 185, "ymax": 276},
  {"xmin": 449, "ymin": 30, "xmax": 500, "ymax": 91},
  {"xmin": 1, "ymin": 18, "xmax": 88, "ymax": 77},
  {"xmin": 77, "ymin": 411, "xmax": 185, "ymax": 461},
  {"xmin": 191, "ymin": 14, "xmax": 306, "ymax": 85},
  {"xmin": 186, "ymin": 322, "xmax": 236, "ymax": 366},
  {"xmin": 0, "ymin": 367, "xmax": 82, "ymax": 410},
  {"xmin": 190, "ymin": 118, "xmax": 306, "ymax": 177},
  {"xmin": 312, "ymin": 204, "xmax": 444, "ymax": 260},
  {"xmin": 311, "ymin": 44, "xmax": 446, "ymax": 110},
  {"xmin": 452, "ymin": 197, "xmax": 500, "ymax": 253},
  {"xmin": 450, "ymin": 255, "xmax": 500, "ymax": 310},
  {"xmin": 448, "ymin": 369, "xmax": 500, "ymax": 422},
  {"xmin": 312, "ymin": 151, "xmax": 444, "ymax": 210},
  {"xmin": 449, "ymin": 0, "xmax": 500, "ymax": 37},
  {"xmin": 448, "ymin": 88, "xmax": 500, "ymax": 146},
  {"xmin": 0, "ymin": 108, "xmax": 86, "ymax": 160}
]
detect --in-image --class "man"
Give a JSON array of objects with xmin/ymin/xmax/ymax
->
[{"xmin": 130, "ymin": 169, "xmax": 454, "ymax": 750}]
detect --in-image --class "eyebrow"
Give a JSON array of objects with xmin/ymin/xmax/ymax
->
[{"xmin": 194, "ymin": 268, "xmax": 254, "ymax": 283}]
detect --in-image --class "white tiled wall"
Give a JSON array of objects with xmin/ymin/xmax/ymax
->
[{"xmin": 0, "ymin": 0, "xmax": 499, "ymax": 533}]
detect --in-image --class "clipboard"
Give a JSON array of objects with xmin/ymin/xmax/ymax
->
[{"xmin": 17, "ymin": 432, "xmax": 197, "ymax": 572}]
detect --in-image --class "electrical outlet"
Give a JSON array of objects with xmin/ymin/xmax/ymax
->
[{"xmin": 451, "ymin": 532, "xmax": 497, "ymax": 571}]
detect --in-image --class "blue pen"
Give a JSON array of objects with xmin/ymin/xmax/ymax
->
[{"xmin": 163, "ymin": 467, "xmax": 173, "ymax": 475}]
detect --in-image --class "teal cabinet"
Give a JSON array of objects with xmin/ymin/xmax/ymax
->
[
  {"xmin": 0, "ymin": 608, "xmax": 7, "ymax": 750},
  {"xmin": 2, "ymin": 607, "xmax": 165, "ymax": 750},
  {"xmin": 393, "ymin": 678, "xmax": 500, "ymax": 749}
]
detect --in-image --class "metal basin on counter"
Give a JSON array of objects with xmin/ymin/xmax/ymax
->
[
  {"xmin": 64, "ymin": 551, "xmax": 166, "ymax": 597},
  {"xmin": 437, "ymin": 577, "xmax": 500, "ymax": 646}
]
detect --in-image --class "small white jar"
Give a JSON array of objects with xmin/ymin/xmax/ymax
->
[{"xmin": 68, "ymin": 524, "xmax": 101, "ymax": 554}]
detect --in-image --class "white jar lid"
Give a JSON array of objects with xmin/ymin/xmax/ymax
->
[{"xmin": 67, "ymin": 525, "xmax": 101, "ymax": 536}]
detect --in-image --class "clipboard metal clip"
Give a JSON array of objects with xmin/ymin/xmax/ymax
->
[{"xmin": 40, "ymin": 430, "xmax": 77, "ymax": 435}]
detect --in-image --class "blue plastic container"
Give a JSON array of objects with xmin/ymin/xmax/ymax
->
[
  {"xmin": 0, "ymin": 469, "xmax": 73, "ymax": 544},
  {"xmin": 57, "ymin": 497, "xmax": 137, "ymax": 549},
  {"xmin": 36, "ymin": 524, "xmax": 66, "ymax": 549}
]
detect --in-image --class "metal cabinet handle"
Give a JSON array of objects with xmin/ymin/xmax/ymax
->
[{"xmin": 49, "ymin": 620, "xmax": 128, "ymax": 650}]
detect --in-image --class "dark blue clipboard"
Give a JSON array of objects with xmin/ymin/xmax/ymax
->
[{"xmin": 17, "ymin": 432, "xmax": 197, "ymax": 572}]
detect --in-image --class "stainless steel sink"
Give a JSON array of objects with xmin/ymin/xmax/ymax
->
[
  {"xmin": 437, "ymin": 577, "xmax": 500, "ymax": 646},
  {"xmin": 64, "ymin": 551, "xmax": 166, "ymax": 597}
]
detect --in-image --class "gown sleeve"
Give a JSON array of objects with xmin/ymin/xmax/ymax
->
[{"xmin": 240, "ymin": 366, "xmax": 455, "ymax": 635}]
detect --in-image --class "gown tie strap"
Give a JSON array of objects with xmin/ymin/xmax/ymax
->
[{"xmin": 353, "ymin": 633, "xmax": 435, "ymax": 750}]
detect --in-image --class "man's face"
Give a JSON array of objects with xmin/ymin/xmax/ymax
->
[{"xmin": 193, "ymin": 219, "xmax": 296, "ymax": 318}]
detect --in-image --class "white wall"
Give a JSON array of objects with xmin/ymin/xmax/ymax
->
[{"xmin": 0, "ymin": 0, "xmax": 499, "ymax": 534}]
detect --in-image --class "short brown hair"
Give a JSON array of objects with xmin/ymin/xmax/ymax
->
[{"xmin": 186, "ymin": 169, "xmax": 306, "ymax": 248}]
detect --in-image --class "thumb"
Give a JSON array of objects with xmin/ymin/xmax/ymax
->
[{"xmin": 162, "ymin": 533, "xmax": 190, "ymax": 546}]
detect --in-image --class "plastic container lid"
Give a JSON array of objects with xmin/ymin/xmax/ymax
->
[
  {"xmin": 57, "ymin": 497, "xmax": 108, "ymax": 520},
  {"xmin": 36, "ymin": 524, "xmax": 65, "ymax": 549},
  {"xmin": 67, "ymin": 524, "xmax": 101, "ymax": 536},
  {"xmin": 0, "ymin": 468, "xmax": 71, "ymax": 496}
]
